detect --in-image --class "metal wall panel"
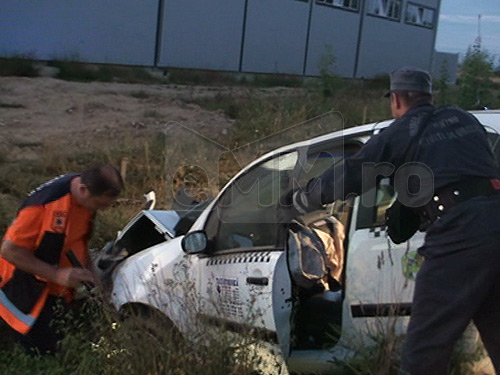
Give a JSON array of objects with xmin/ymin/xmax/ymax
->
[
  {"xmin": 356, "ymin": 18, "xmax": 436, "ymax": 78},
  {"xmin": 158, "ymin": 0, "xmax": 246, "ymax": 71},
  {"xmin": 241, "ymin": 0, "xmax": 310, "ymax": 75},
  {"xmin": 355, "ymin": 0, "xmax": 439, "ymax": 78},
  {"xmin": 0, "ymin": 0, "xmax": 442, "ymax": 78},
  {"xmin": 432, "ymin": 51, "xmax": 459, "ymax": 84},
  {"xmin": 0, "ymin": 0, "xmax": 159, "ymax": 66},
  {"xmin": 305, "ymin": 2, "xmax": 362, "ymax": 77}
]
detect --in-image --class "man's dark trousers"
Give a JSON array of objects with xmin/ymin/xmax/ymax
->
[
  {"xmin": 11, "ymin": 295, "xmax": 67, "ymax": 355},
  {"xmin": 401, "ymin": 231, "xmax": 500, "ymax": 374}
]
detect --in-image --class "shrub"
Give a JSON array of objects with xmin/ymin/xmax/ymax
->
[{"xmin": 0, "ymin": 55, "xmax": 37, "ymax": 77}]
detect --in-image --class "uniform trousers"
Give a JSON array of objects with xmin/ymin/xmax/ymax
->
[
  {"xmin": 11, "ymin": 295, "xmax": 67, "ymax": 355},
  {"xmin": 401, "ymin": 232, "xmax": 500, "ymax": 374}
]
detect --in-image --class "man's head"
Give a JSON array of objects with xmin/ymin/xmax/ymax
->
[
  {"xmin": 72, "ymin": 165, "xmax": 124, "ymax": 211},
  {"xmin": 386, "ymin": 66, "xmax": 433, "ymax": 118}
]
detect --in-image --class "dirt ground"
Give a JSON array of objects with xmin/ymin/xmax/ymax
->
[{"xmin": 0, "ymin": 76, "xmax": 245, "ymax": 160}]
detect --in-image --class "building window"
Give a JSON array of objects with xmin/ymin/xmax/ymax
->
[
  {"xmin": 316, "ymin": 0, "xmax": 360, "ymax": 12},
  {"xmin": 405, "ymin": 3, "xmax": 435, "ymax": 28},
  {"xmin": 367, "ymin": 0, "xmax": 401, "ymax": 21}
]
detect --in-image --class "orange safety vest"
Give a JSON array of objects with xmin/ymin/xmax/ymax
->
[{"xmin": 0, "ymin": 174, "xmax": 93, "ymax": 334}]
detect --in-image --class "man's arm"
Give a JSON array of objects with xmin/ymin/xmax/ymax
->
[
  {"xmin": 292, "ymin": 125, "xmax": 405, "ymax": 214},
  {"xmin": 0, "ymin": 240, "xmax": 95, "ymax": 289}
]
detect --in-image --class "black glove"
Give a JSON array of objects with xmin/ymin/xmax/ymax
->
[
  {"xmin": 292, "ymin": 189, "xmax": 314, "ymax": 215},
  {"xmin": 278, "ymin": 187, "xmax": 317, "ymax": 223}
]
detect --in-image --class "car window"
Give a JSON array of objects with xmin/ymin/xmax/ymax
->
[
  {"xmin": 357, "ymin": 178, "xmax": 396, "ymax": 229},
  {"xmin": 206, "ymin": 152, "xmax": 298, "ymax": 252},
  {"xmin": 296, "ymin": 142, "xmax": 363, "ymax": 188}
]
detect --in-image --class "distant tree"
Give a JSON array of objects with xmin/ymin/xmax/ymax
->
[{"xmin": 458, "ymin": 45, "xmax": 495, "ymax": 109}]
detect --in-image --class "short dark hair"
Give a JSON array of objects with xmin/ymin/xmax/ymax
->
[
  {"xmin": 396, "ymin": 91, "xmax": 432, "ymax": 108},
  {"xmin": 81, "ymin": 165, "xmax": 124, "ymax": 197}
]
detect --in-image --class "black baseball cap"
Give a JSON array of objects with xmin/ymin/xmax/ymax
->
[{"xmin": 384, "ymin": 66, "xmax": 432, "ymax": 97}]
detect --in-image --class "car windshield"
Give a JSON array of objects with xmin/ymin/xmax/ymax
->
[{"xmin": 207, "ymin": 152, "xmax": 298, "ymax": 251}]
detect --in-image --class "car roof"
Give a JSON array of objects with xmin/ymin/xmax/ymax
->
[{"xmin": 234, "ymin": 110, "xmax": 500, "ymax": 179}]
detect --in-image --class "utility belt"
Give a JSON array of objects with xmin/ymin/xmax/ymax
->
[{"xmin": 418, "ymin": 178, "xmax": 500, "ymax": 228}]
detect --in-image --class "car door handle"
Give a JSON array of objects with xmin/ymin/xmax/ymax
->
[{"xmin": 246, "ymin": 277, "xmax": 269, "ymax": 286}]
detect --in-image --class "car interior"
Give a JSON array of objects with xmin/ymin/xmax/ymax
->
[{"xmin": 291, "ymin": 141, "xmax": 362, "ymax": 350}]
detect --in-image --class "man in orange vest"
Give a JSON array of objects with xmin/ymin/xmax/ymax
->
[{"xmin": 0, "ymin": 165, "xmax": 123, "ymax": 354}]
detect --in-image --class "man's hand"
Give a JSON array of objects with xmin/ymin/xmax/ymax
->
[
  {"xmin": 53, "ymin": 267, "xmax": 96, "ymax": 289},
  {"xmin": 1, "ymin": 240, "xmax": 95, "ymax": 290},
  {"xmin": 278, "ymin": 187, "xmax": 319, "ymax": 223},
  {"xmin": 292, "ymin": 189, "xmax": 315, "ymax": 215}
]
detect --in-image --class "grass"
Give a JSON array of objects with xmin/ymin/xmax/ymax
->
[
  {"xmin": 46, "ymin": 60, "xmax": 164, "ymax": 84},
  {"xmin": 191, "ymin": 82, "xmax": 392, "ymax": 153},
  {"xmin": 0, "ymin": 102, "xmax": 25, "ymax": 109},
  {"xmin": 0, "ymin": 56, "xmax": 37, "ymax": 77},
  {"xmin": 9, "ymin": 140, "xmax": 43, "ymax": 148},
  {"xmin": 129, "ymin": 90, "xmax": 151, "ymax": 99},
  {"xmin": 0, "ymin": 291, "xmax": 272, "ymax": 375},
  {"xmin": 332, "ymin": 318, "xmax": 487, "ymax": 375},
  {"xmin": 0, "ymin": 56, "xmax": 167, "ymax": 84},
  {"xmin": 143, "ymin": 109, "xmax": 162, "ymax": 119}
]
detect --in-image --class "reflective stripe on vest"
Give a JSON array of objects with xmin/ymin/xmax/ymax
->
[{"xmin": 0, "ymin": 287, "xmax": 49, "ymax": 334}]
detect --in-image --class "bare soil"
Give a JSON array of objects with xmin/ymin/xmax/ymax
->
[
  {"xmin": 0, "ymin": 77, "xmax": 230, "ymax": 160},
  {"xmin": 0, "ymin": 76, "xmax": 306, "ymax": 162}
]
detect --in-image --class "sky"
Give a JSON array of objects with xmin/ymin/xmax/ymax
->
[{"xmin": 435, "ymin": 0, "xmax": 500, "ymax": 64}]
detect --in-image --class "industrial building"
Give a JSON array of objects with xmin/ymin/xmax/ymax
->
[{"xmin": 0, "ymin": 0, "xmax": 449, "ymax": 79}]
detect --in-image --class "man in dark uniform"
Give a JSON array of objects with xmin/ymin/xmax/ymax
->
[{"xmin": 290, "ymin": 66, "xmax": 500, "ymax": 374}]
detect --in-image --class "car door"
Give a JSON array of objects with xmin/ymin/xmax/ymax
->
[
  {"xmin": 344, "ymin": 177, "xmax": 425, "ymax": 337},
  {"xmin": 192, "ymin": 151, "xmax": 298, "ymax": 358}
]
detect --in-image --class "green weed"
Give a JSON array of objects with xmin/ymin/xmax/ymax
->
[
  {"xmin": 167, "ymin": 68, "xmax": 236, "ymax": 86},
  {"xmin": 0, "ymin": 55, "xmax": 37, "ymax": 77},
  {"xmin": 252, "ymin": 73, "xmax": 303, "ymax": 88},
  {"xmin": 49, "ymin": 60, "xmax": 113, "ymax": 82},
  {"xmin": 0, "ymin": 267, "xmax": 279, "ymax": 375},
  {"xmin": 0, "ymin": 102, "xmax": 25, "ymax": 109},
  {"xmin": 129, "ymin": 90, "xmax": 151, "ymax": 99},
  {"xmin": 333, "ymin": 320, "xmax": 487, "ymax": 375},
  {"xmin": 10, "ymin": 140, "xmax": 43, "ymax": 148},
  {"xmin": 143, "ymin": 109, "xmax": 162, "ymax": 119}
]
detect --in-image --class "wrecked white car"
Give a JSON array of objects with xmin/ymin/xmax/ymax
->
[{"xmin": 95, "ymin": 110, "xmax": 500, "ymax": 373}]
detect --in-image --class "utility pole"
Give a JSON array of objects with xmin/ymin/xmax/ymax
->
[{"xmin": 474, "ymin": 14, "xmax": 482, "ymax": 51}]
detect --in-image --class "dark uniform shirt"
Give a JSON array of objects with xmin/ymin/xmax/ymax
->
[{"xmin": 310, "ymin": 103, "xmax": 500, "ymax": 257}]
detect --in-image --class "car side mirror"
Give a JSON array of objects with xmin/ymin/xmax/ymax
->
[{"xmin": 181, "ymin": 230, "xmax": 208, "ymax": 254}]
